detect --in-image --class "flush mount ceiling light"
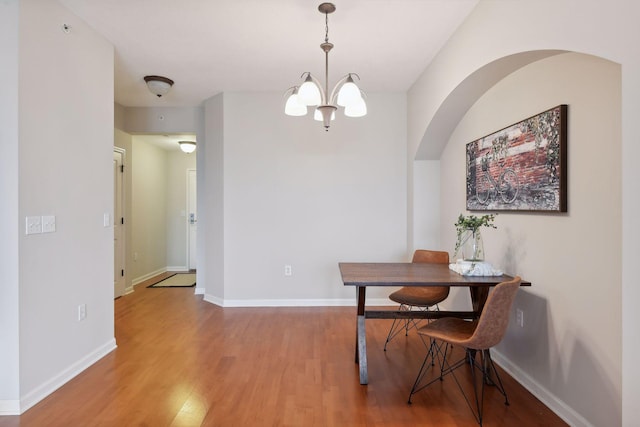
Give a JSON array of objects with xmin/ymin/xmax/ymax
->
[
  {"xmin": 284, "ymin": 3, "xmax": 366, "ymax": 131},
  {"xmin": 144, "ymin": 75, "xmax": 174, "ymax": 97},
  {"xmin": 178, "ymin": 140, "xmax": 196, "ymax": 153}
]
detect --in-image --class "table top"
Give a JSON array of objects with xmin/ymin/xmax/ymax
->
[{"xmin": 339, "ymin": 262, "xmax": 530, "ymax": 287}]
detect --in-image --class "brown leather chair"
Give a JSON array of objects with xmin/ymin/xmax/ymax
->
[
  {"xmin": 384, "ymin": 249, "xmax": 450, "ymax": 351},
  {"xmin": 407, "ymin": 276, "xmax": 522, "ymax": 426}
]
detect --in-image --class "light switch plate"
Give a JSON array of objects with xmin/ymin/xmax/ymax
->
[
  {"xmin": 42, "ymin": 215, "xmax": 56, "ymax": 233},
  {"xmin": 26, "ymin": 216, "xmax": 42, "ymax": 235}
]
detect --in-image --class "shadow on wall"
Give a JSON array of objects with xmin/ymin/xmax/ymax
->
[
  {"xmin": 558, "ymin": 329, "xmax": 621, "ymax": 426},
  {"xmin": 500, "ymin": 290, "xmax": 620, "ymax": 427},
  {"xmin": 500, "ymin": 226, "xmax": 527, "ymax": 276}
]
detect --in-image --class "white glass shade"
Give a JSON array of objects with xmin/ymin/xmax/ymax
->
[
  {"xmin": 314, "ymin": 108, "xmax": 335, "ymax": 121},
  {"xmin": 179, "ymin": 141, "xmax": 196, "ymax": 153},
  {"xmin": 284, "ymin": 92, "xmax": 307, "ymax": 116},
  {"xmin": 336, "ymin": 79, "xmax": 362, "ymax": 107},
  {"xmin": 144, "ymin": 76, "xmax": 174, "ymax": 97},
  {"xmin": 298, "ymin": 78, "xmax": 322, "ymax": 106},
  {"xmin": 344, "ymin": 96, "xmax": 367, "ymax": 117}
]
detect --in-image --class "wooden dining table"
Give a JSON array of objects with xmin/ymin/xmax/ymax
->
[{"xmin": 339, "ymin": 262, "xmax": 531, "ymax": 385}]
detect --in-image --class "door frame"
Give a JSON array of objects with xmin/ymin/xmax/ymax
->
[{"xmin": 113, "ymin": 147, "xmax": 127, "ymax": 297}]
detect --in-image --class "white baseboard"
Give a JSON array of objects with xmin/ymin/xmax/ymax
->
[
  {"xmin": 166, "ymin": 266, "xmax": 189, "ymax": 272},
  {"xmin": 194, "ymin": 287, "xmax": 205, "ymax": 295},
  {"xmin": 0, "ymin": 400, "xmax": 20, "ymax": 416},
  {"xmin": 202, "ymin": 296, "xmax": 395, "ymax": 308},
  {"xmin": 203, "ymin": 293, "xmax": 224, "ymax": 307},
  {"xmin": 132, "ymin": 267, "xmax": 192, "ymax": 288},
  {"xmin": 131, "ymin": 268, "xmax": 167, "ymax": 287},
  {"xmin": 492, "ymin": 349, "xmax": 592, "ymax": 427},
  {"xmin": 19, "ymin": 339, "xmax": 117, "ymax": 414}
]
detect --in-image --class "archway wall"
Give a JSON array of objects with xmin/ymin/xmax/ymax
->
[
  {"xmin": 407, "ymin": 1, "xmax": 639, "ymax": 426},
  {"xmin": 409, "ymin": 0, "xmax": 636, "ymax": 162}
]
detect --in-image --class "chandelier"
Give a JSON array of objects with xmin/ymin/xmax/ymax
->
[{"xmin": 284, "ymin": 3, "xmax": 367, "ymax": 131}]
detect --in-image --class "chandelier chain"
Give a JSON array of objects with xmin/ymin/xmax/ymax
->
[{"xmin": 325, "ymin": 12, "xmax": 329, "ymax": 43}]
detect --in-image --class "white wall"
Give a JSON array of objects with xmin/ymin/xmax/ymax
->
[
  {"xmin": 131, "ymin": 137, "xmax": 168, "ymax": 282},
  {"xmin": 0, "ymin": 0, "xmax": 21, "ymax": 412},
  {"xmin": 407, "ymin": 0, "xmax": 640, "ymax": 424},
  {"xmin": 412, "ymin": 160, "xmax": 441, "ymax": 252},
  {"xmin": 202, "ymin": 94, "xmax": 225, "ymax": 298},
  {"xmin": 202, "ymin": 92, "xmax": 407, "ymax": 305},
  {"xmin": 17, "ymin": 0, "xmax": 115, "ymax": 412},
  {"xmin": 442, "ymin": 53, "xmax": 621, "ymax": 427},
  {"xmin": 125, "ymin": 107, "xmax": 202, "ymax": 134}
]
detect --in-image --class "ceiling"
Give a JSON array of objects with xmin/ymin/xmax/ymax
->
[{"xmin": 59, "ymin": 0, "xmax": 479, "ymax": 108}]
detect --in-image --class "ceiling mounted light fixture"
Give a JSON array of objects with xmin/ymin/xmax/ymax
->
[
  {"xmin": 178, "ymin": 140, "xmax": 196, "ymax": 153},
  {"xmin": 144, "ymin": 75, "xmax": 174, "ymax": 97},
  {"xmin": 284, "ymin": 3, "xmax": 366, "ymax": 131}
]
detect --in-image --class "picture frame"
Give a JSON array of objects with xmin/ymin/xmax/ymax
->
[{"xmin": 465, "ymin": 105, "xmax": 567, "ymax": 212}]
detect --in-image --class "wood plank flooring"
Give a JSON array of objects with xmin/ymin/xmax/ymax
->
[{"xmin": 0, "ymin": 275, "xmax": 568, "ymax": 426}]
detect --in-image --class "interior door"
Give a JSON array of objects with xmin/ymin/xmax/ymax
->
[
  {"xmin": 114, "ymin": 149, "xmax": 126, "ymax": 298},
  {"xmin": 188, "ymin": 169, "xmax": 197, "ymax": 270}
]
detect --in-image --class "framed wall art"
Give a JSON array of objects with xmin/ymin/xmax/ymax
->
[{"xmin": 465, "ymin": 104, "xmax": 567, "ymax": 212}]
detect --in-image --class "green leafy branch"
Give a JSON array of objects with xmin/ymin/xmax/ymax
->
[{"xmin": 453, "ymin": 213, "xmax": 497, "ymax": 258}]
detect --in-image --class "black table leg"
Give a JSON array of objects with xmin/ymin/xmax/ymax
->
[{"xmin": 355, "ymin": 286, "xmax": 368, "ymax": 384}]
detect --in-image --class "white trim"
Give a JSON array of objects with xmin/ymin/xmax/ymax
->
[
  {"xmin": 0, "ymin": 400, "xmax": 20, "ymax": 416},
  {"xmin": 131, "ymin": 268, "xmax": 167, "ymax": 287},
  {"xmin": 202, "ymin": 297, "xmax": 396, "ymax": 308},
  {"xmin": 194, "ymin": 287, "xmax": 205, "ymax": 295},
  {"xmin": 19, "ymin": 339, "xmax": 116, "ymax": 414},
  {"xmin": 132, "ymin": 266, "xmax": 193, "ymax": 288},
  {"xmin": 166, "ymin": 266, "xmax": 189, "ymax": 272},
  {"xmin": 203, "ymin": 293, "xmax": 224, "ymax": 307},
  {"xmin": 492, "ymin": 350, "xmax": 593, "ymax": 427},
  {"xmin": 113, "ymin": 147, "xmax": 126, "ymax": 298}
]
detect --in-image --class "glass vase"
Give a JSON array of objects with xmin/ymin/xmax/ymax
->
[{"xmin": 461, "ymin": 229, "xmax": 484, "ymax": 262}]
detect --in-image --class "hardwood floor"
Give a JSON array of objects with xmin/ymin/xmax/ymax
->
[{"xmin": 0, "ymin": 275, "xmax": 568, "ymax": 426}]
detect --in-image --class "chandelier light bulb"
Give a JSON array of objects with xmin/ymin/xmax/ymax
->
[
  {"xmin": 344, "ymin": 96, "xmax": 367, "ymax": 118},
  {"xmin": 285, "ymin": 88, "xmax": 307, "ymax": 116},
  {"xmin": 337, "ymin": 76, "xmax": 362, "ymax": 107},
  {"xmin": 298, "ymin": 75, "xmax": 322, "ymax": 106}
]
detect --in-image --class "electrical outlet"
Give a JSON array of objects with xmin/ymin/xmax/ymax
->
[
  {"xmin": 78, "ymin": 304, "xmax": 87, "ymax": 321},
  {"xmin": 42, "ymin": 215, "xmax": 56, "ymax": 233},
  {"xmin": 284, "ymin": 265, "xmax": 292, "ymax": 276},
  {"xmin": 26, "ymin": 216, "xmax": 42, "ymax": 235},
  {"xmin": 516, "ymin": 308, "xmax": 524, "ymax": 328}
]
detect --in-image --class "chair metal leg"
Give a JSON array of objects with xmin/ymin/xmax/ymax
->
[
  {"xmin": 384, "ymin": 304, "xmax": 439, "ymax": 351},
  {"xmin": 408, "ymin": 345, "xmax": 510, "ymax": 426},
  {"xmin": 484, "ymin": 349, "xmax": 509, "ymax": 405},
  {"xmin": 408, "ymin": 339, "xmax": 452, "ymax": 403},
  {"xmin": 384, "ymin": 304, "xmax": 413, "ymax": 351},
  {"xmin": 407, "ymin": 343, "xmax": 433, "ymax": 404}
]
